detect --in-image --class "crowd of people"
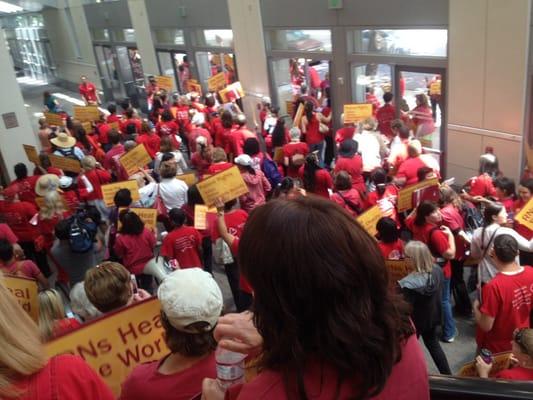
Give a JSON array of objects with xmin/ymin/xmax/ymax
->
[{"xmin": 1, "ymin": 74, "xmax": 533, "ymax": 399}]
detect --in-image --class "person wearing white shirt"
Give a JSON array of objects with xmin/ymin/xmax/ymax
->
[
  {"xmin": 158, "ymin": 161, "xmax": 188, "ymax": 212},
  {"xmin": 354, "ymin": 118, "xmax": 385, "ymax": 173}
]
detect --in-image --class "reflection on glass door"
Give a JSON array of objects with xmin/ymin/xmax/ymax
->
[
  {"xmin": 196, "ymin": 51, "xmax": 237, "ymax": 93},
  {"xmin": 396, "ymin": 67, "xmax": 444, "ymax": 169},
  {"xmin": 351, "ymin": 63, "xmax": 392, "ymax": 107}
]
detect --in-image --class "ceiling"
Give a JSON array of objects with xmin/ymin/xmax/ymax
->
[{"xmin": 0, "ymin": 0, "xmax": 58, "ymax": 15}]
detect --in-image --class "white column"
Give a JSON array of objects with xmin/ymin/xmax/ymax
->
[
  {"xmin": 0, "ymin": 33, "xmax": 40, "ymax": 181},
  {"xmin": 227, "ymin": 0, "xmax": 270, "ymax": 128},
  {"xmin": 447, "ymin": 0, "xmax": 531, "ymax": 183},
  {"xmin": 127, "ymin": 0, "xmax": 159, "ymax": 77}
]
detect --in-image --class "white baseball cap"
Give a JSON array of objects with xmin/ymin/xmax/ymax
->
[
  {"xmin": 234, "ymin": 154, "xmax": 253, "ymax": 167},
  {"xmin": 157, "ymin": 268, "xmax": 223, "ymax": 333}
]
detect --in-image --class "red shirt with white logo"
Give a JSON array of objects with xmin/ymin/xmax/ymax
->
[
  {"xmin": 0, "ymin": 201, "xmax": 38, "ymax": 242},
  {"xmin": 79, "ymin": 82, "xmax": 98, "ymax": 103},
  {"xmin": 161, "ymin": 226, "xmax": 202, "ymax": 269}
]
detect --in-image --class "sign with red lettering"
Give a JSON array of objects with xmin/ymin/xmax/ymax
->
[
  {"xmin": 45, "ymin": 298, "xmax": 167, "ymax": 396},
  {"xmin": 515, "ymin": 197, "xmax": 533, "ymax": 231}
]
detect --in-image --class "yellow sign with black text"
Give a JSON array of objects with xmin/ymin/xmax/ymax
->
[
  {"xmin": 118, "ymin": 208, "xmax": 157, "ymax": 231},
  {"xmin": 101, "ymin": 180, "xmax": 140, "ymax": 206},
  {"xmin": 197, "ymin": 166, "xmax": 249, "ymax": 207},
  {"xmin": 44, "ymin": 112, "xmax": 64, "ymax": 127},
  {"xmin": 208, "ymin": 72, "xmax": 227, "ymax": 92},
  {"xmin": 385, "ymin": 260, "xmax": 414, "ymax": 283},
  {"xmin": 176, "ymin": 172, "xmax": 197, "ymax": 187},
  {"xmin": 155, "ymin": 75, "xmax": 174, "ymax": 92},
  {"xmin": 397, "ymin": 177, "xmax": 439, "ymax": 212},
  {"xmin": 49, "ymin": 154, "xmax": 82, "ymax": 173},
  {"xmin": 515, "ymin": 197, "xmax": 533, "ymax": 231},
  {"xmin": 23, "ymin": 144, "xmax": 40, "ymax": 164},
  {"xmin": 343, "ymin": 104, "xmax": 373, "ymax": 124},
  {"xmin": 119, "ymin": 144, "xmax": 152, "ymax": 177},
  {"xmin": 356, "ymin": 205, "xmax": 382, "ymax": 237},
  {"xmin": 3, "ymin": 275, "xmax": 39, "ymax": 321},
  {"xmin": 73, "ymin": 105, "xmax": 100, "ymax": 122}
]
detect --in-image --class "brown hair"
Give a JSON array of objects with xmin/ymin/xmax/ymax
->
[
  {"xmin": 160, "ymin": 313, "xmax": 216, "ymax": 357},
  {"xmin": 159, "ymin": 161, "xmax": 178, "ymax": 179},
  {"xmin": 334, "ymin": 171, "xmax": 352, "ymax": 191},
  {"xmin": 212, "ymin": 147, "xmax": 227, "ymax": 163},
  {"xmin": 239, "ymin": 197, "xmax": 413, "ymax": 399},
  {"xmin": 84, "ymin": 262, "xmax": 132, "ymax": 313}
]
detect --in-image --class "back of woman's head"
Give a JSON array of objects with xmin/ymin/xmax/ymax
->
[
  {"xmin": 160, "ymin": 136, "xmax": 175, "ymax": 153},
  {"xmin": 159, "ymin": 161, "xmax": 178, "ymax": 179},
  {"xmin": 239, "ymin": 197, "xmax": 412, "ymax": 399},
  {"xmin": 271, "ymin": 118, "xmax": 286, "ymax": 148},
  {"xmin": 304, "ymin": 101, "xmax": 314, "ymax": 120},
  {"xmin": 70, "ymin": 282, "xmax": 101, "ymax": 322},
  {"xmin": 371, "ymin": 168, "xmax": 388, "ymax": 195},
  {"xmin": 38, "ymin": 289, "xmax": 66, "ymax": 341},
  {"xmin": 483, "ymin": 201, "xmax": 504, "ymax": 226},
  {"xmin": 376, "ymin": 217, "xmax": 399, "ymax": 243},
  {"xmin": 161, "ymin": 109, "xmax": 173, "ymax": 122},
  {"xmin": 439, "ymin": 185, "xmax": 461, "ymax": 208},
  {"xmin": 169, "ymin": 208, "xmax": 186, "ymax": 228},
  {"xmin": 221, "ymin": 110, "xmax": 233, "ymax": 129},
  {"xmin": 114, "ymin": 189, "xmax": 133, "ymax": 208},
  {"xmin": 334, "ymin": 171, "xmax": 352, "ymax": 191},
  {"xmin": 414, "ymin": 201, "xmax": 438, "ymax": 226},
  {"xmin": 84, "ymin": 262, "xmax": 132, "ymax": 313},
  {"xmin": 243, "ymin": 138, "xmax": 260, "ymax": 156},
  {"xmin": 212, "ymin": 147, "xmax": 227, "ymax": 163},
  {"xmin": 119, "ymin": 209, "xmax": 145, "ymax": 235},
  {"xmin": 0, "ymin": 276, "xmax": 47, "ymax": 396},
  {"xmin": 303, "ymin": 152, "xmax": 320, "ymax": 191},
  {"xmin": 40, "ymin": 191, "xmax": 66, "ymax": 220},
  {"xmin": 0, "ymin": 239, "xmax": 14, "ymax": 263},
  {"xmin": 494, "ymin": 176, "xmax": 516, "ymax": 198},
  {"xmin": 404, "ymin": 241, "xmax": 434, "ymax": 273}
]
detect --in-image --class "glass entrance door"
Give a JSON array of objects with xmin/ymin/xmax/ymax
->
[
  {"xmin": 395, "ymin": 67, "xmax": 445, "ymax": 171},
  {"xmin": 195, "ymin": 51, "xmax": 237, "ymax": 93},
  {"xmin": 94, "ymin": 45, "xmax": 124, "ymax": 102}
]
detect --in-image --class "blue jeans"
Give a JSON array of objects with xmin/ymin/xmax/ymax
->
[
  {"xmin": 441, "ymin": 277, "xmax": 456, "ymax": 339},
  {"xmin": 308, "ymin": 140, "xmax": 325, "ymax": 167}
]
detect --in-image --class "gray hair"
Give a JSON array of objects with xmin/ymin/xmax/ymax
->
[
  {"xmin": 404, "ymin": 241, "xmax": 434, "ymax": 273},
  {"xmin": 70, "ymin": 282, "xmax": 101, "ymax": 321},
  {"xmin": 289, "ymin": 127, "xmax": 301, "ymax": 141}
]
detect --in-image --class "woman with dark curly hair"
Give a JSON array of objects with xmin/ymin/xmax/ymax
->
[{"xmin": 203, "ymin": 196, "xmax": 429, "ymax": 399}]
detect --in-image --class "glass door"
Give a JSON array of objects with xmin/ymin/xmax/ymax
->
[
  {"xmin": 351, "ymin": 63, "xmax": 393, "ymax": 106},
  {"xmin": 395, "ymin": 67, "xmax": 445, "ymax": 171},
  {"xmin": 157, "ymin": 50, "xmax": 177, "ymax": 92},
  {"xmin": 94, "ymin": 45, "xmax": 115, "ymax": 102},
  {"xmin": 195, "ymin": 51, "xmax": 237, "ymax": 93}
]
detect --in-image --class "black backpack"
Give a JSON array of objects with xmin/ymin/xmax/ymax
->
[
  {"xmin": 68, "ymin": 210, "xmax": 97, "ymax": 253},
  {"xmin": 463, "ymin": 204, "xmax": 484, "ymax": 232}
]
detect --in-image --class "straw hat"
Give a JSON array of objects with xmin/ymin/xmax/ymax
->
[
  {"xmin": 35, "ymin": 174, "xmax": 60, "ymax": 196},
  {"xmin": 50, "ymin": 132, "xmax": 76, "ymax": 148}
]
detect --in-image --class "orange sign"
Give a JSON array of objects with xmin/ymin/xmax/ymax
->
[
  {"xmin": 515, "ymin": 197, "xmax": 533, "ymax": 231},
  {"xmin": 458, "ymin": 352, "xmax": 512, "ymax": 377},
  {"xmin": 101, "ymin": 180, "xmax": 140, "ymax": 206},
  {"xmin": 118, "ymin": 207, "xmax": 157, "ymax": 231},
  {"xmin": 356, "ymin": 205, "xmax": 383, "ymax": 236},
  {"xmin": 23, "ymin": 144, "xmax": 40, "ymax": 164},
  {"xmin": 397, "ymin": 178, "xmax": 439, "ymax": 212},
  {"xmin": 343, "ymin": 104, "xmax": 373, "ymax": 124},
  {"xmin": 176, "ymin": 172, "xmax": 197, "ymax": 187},
  {"xmin": 194, "ymin": 205, "xmax": 216, "ymax": 230},
  {"xmin": 385, "ymin": 260, "xmax": 414, "ymax": 283},
  {"xmin": 208, "ymin": 72, "xmax": 227, "ymax": 92},
  {"xmin": 188, "ymin": 82, "xmax": 202, "ymax": 95},
  {"xmin": 73, "ymin": 105, "xmax": 100, "ymax": 122},
  {"xmin": 155, "ymin": 75, "xmax": 174, "ymax": 92},
  {"xmin": 44, "ymin": 112, "xmax": 64, "ymax": 127},
  {"xmin": 109, "ymin": 121, "xmax": 120, "ymax": 131},
  {"xmin": 219, "ymin": 82, "xmax": 245, "ymax": 104},
  {"xmin": 197, "ymin": 166, "xmax": 249, "ymax": 207},
  {"xmin": 3, "ymin": 275, "xmax": 39, "ymax": 321},
  {"xmin": 48, "ymin": 154, "xmax": 82, "ymax": 173},
  {"xmin": 119, "ymin": 144, "xmax": 152, "ymax": 177}
]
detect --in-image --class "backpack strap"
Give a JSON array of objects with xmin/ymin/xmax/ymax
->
[{"xmin": 336, "ymin": 191, "xmax": 362, "ymax": 214}]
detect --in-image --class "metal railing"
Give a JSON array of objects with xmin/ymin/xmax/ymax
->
[{"xmin": 429, "ymin": 375, "xmax": 533, "ymax": 399}]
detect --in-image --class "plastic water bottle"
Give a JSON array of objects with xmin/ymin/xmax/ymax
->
[{"xmin": 215, "ymin": 345, "xmax": 246, "ymax": 390}]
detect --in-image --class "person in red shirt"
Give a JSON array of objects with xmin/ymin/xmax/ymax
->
[
  {"xmin": 79, "ymin": 75, "xmax": 100, "ymax": 105},
  {"xmin": 301, "ymin": 101, "xmax": 330, "ymax": 166},
  {"xmin": 0, "ymin": 239, "xmax": 49, "ymax": 288},
  {"xmin": 161, "ymin": 209, "xmax": 203, "ymax": 269},
  {"xmin": 202, "ymin": 196, "xmax": 429, "ymax": 400},
  {"xmin": 474, "ymin": 234, "xmax": 533, "ymax": 353},
  {"xmin": 299, "ymin": 152, "xmax": 332, "ymax": 199},
  {"xmin": 206, "ymin": 147, "xmax": 232, "ymax": 175},
  {"xmin": 189, "ymin": 113, "xmax": 214, "ymax": 154},
  {"xmin": 376, "ymin": 217, "xmax": 404, "ymax": 259},
  {"xmin": 376, "ymin": 92, "xmax": 396, "ymax": 139},
  {"xmin": 121, "ymin": 268, "xmax": 221, "ymax": 400},
  {"xmin": 330, "ymin": 171, "xmax": 363, "ymax": 218},
  {"xmin": 476, "ymin": 328, "xmax": 533, "ymax": 380},
  {"xmin": 78, "ymin": 155, "xmax": 112, "ymax": 221},
  {"xmin": 494, "ymin": 176, "xmax": 516, "ymax": 214},
  {"xmin": 334, "ymin": 120, "xmax": 356, "ymax": 145},
  {"xmin": 0, "ymin": 278, "xmax": 114, "ymax": 400},
  {"xmin": 38, "ymin": 288, "xmax": 81, "ymax": 341},
  {"xmin": 136, "ymin": 121, "xmax": 161, "ymax": 159},
  {"xmin": 228, "ymin": 114, "xmax": 255, "ymax": 159},
  {"xmin": 394, "ymin": 140, "xmax": 431, "ymax": 187},
  {"xmin": 282, "ymin": 127, "xmax": 308, "ymax": 178},
  {"xmin": 120, "ymin": 108, "xmax": 142, "ymax": 136},
  {"xmin": 366, "ymin": 168, "xmax": 400, "ymax": 225},
  {"xmin": 114, "ymin": 210, "xmax": 157, "ymax": 290},
  {"xmin": 156, "ymin": 110, "xmax": 180, "ymax": 146},
  {"xmin": 103, "ymin": 130, "xmax": 125, "ymax": 178},
  {"xmin": 96, "ymin": 114, "xmax": 112, "ymax": 152},
  {"xmin": 333, "ymin": 139, "xmax": 365, "ymax": 193},
  {"xmin": 365, "ymin": 86, "xmax": 381, "ymax": 116},
  {"xmin": 406, "ymin": 201, "xmax": 457, "ymax": 342},
  {"xmin": 0, "ymin": 223, "xmax": 18, "ymax": 244},
  {"xmin": 106, "ymin": 103, "xmax": 120, "ymax": 124},
  {"xmin": 6, "ymin": 163, "xmax": 39, "ymax": 205},
  {"xmin": 514, "ymin": 178, "xmax": 533, "ymax": 265}
]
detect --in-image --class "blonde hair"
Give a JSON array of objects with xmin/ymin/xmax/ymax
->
[
  {"xmin": 0, "ymin": 274, "xmax": 47, "ymax": 397},
  {"xmin": 404, "ymin": 241, "xmax": 434, "ymax": 273},
  {"xmin": 38, "ymin": 289, "xmax": 66, "ymax": 341},
  {"xmin": 81, "ymin": 155, "xmax": 96, "ymax": 170},
  {"xmin": 85, "ymin": 262, "xmax": 132, "ymax": 313},
  {"xmin": 361, "ymin": 117, "xmax": 377, "ymax": 131},
  {"xmin": 39, "ymin": 191, "xmax": 66, "ymax": 220},
  {"xmin": 212, "ymin": 147, "xmax": 227, "ymax": 163}
]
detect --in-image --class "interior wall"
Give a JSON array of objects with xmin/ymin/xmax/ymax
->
[
  {"xmin": 145, "ymin": 0, "xmax": 231, "ymax": 28},
  {"xmin": 83, "ymin": 0, "xmax": 132, "ymax": 29},
  {"xmin": 448, "ymin": 0, "xmax": 530, "ymax": 183}
]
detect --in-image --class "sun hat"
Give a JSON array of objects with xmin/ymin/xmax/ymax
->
[
  {"xmin": 50, "ymin": 132, "xmax": 76, "ymax": 148},
  {"xmin": 338, "ymin": 139, "xmax": 358, "ymax": 158},
  {"xmin": 234, "ymin": 154, "xmax": 253, "ymax": 167},
  {"xmin": 35, "ymin": 174, "xmax": 60, "ymax": 196},
  {"xmin": 157, "ymin": 268, "xmax": 223, "ymax": 333}
]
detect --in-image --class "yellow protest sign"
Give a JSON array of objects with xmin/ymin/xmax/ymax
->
[
  {"xmin": 119, "ymin": 144, "xmax": 152, "ymax": 177},
  {"xmin": 208, "ymin": 72, "xmax": 227, "ymax": 92},
  {"xmin": 219, "ymin": 82, "xmax": 245, "ymax": 104},
  {"xmin": 118, "ymin": 207, "xmax": 158, "ymax": 231},
  {"xmin": 46, "ymin": 298, "xmax": 167, "ymax": 396},
  {"xmin": 188, "ymin": 82, "xmax": 202, "ymax": 95},
  {"xmin": 286, "ymin": 100, "xmax": 295, "ymax": 116},
  {"xmin": 224, "ymin": 54, "xmax": 234, "ymax": 69},
  {"xmin": 73, "ymin": 105, "xmax": 100, "ymax": 122},
  {"xmin": 458, "ymin": 352, "xmax": 512, "ymax": 377},
  {"xmin": 194, "ymin": 205, "xmax": 216, "ymax": 230},
  {"xmin": 176, "ymin": 172, "xmax": 197, "ymax": 187},
  {"xmin": 155, "ymin": 75, "xmax": 174, "ymax": 92},
  {"xmin": 48, "ymin": 154, "xmax": 82, "ymax": 173},
  {"xmin": 397, "ymin": 177, "xmax": 439, "ymax": 212},
  {"xmin": 515, "ymin": 198, "xmax": 533, "ymax": 231},
  {"xmin": 273, "ymin": 147, "xmax": 284, "ymax": 163},
  {"xmin": 23, "ymin": 144, "xmax": 39, "ymax": 164},
  {"xmin": 109, "ymin": 121, "xmax": 120, "ymax": 131},
  {"xmin": 81, "ymin": 121, "xmax": 93, "ymax": 133},
  {"xmin": 343, "ymin": 104, "xmax": 373, "ymax": 124},
  {"xmin": 356, "ymin": 205, "xmax": 383, "ymax": 237},
  {"xmin": 293, "ymin": 102, "xmax": 305, "ymax": 128},
  {"xmin": 429, "ymin": 81, "xmax": 442, "ymax": 96},
  {"xmin": 44, "ymin": 112, "xmax": 64, "ymax": 127},
  {"xmin": 385, "ymin": 260, "xmax": 414, "ymax": 283},
  {"xmin": 101, "ymin": 180, "xmax": 140, "ymax": 206},
  {"xmin": 3, "ymin": 275, "xmax": 39, "ymax": 321},
  {"xmin": 197, "ymin": 166, "xmax": 249, "ymax": 207}
]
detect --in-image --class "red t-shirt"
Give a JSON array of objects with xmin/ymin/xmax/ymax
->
[
  {"xmin": 513, "ymin": 199, "xmax": 533, "ymax": 240},
  {"xmin": 496, "ymin": 366, "xmax": 533, "ymax": 380},
  {"xmin": 477, "ymin": 267, "xmax": 533, "ymax": 353},
  {"xmin": 333, "ymin": 156, "xmax": 366, "ymax": 193},
  {"xmin": 1, "ymin": 259, "xmax": 41, "ymax": 280},
  {"xmin": 136, "ymin": 134, "xmax": 161, "ymax": 159},
  {"xmin": 282, "ymin": 142, "xmax": 308, "ymax": 178},
  {"xmin": 304, "ymin": 114, "xmax": 323, "ymax": 145},
  {"xmin": 0, "ymin": 223, "xmax": 18, "ymax": 244},
  {"xmin": 114, "ymin": 228, "xmax": 156, "ymax": 275},
  {"xmin": 0, "ymin": 201, "xmax": 38, "ymax": 242},
  {"xmin": 120, "ymin": 353, "xmax": 216, "ymax": 400},
  {"xmin": 298, "ymin": 167, "xmax": 332, "ymax": 199},
  {"xmin": 227, "ymin": 334, "xmax": 429, "ymax": 400},
  {"xmin": 207, "ymin": 162, "xmax": 233, "ymax": 175},
  {"xmin": 405, "ymin": 218, "xmax": 451, "ymax": 278},
  {"xmin": 7, "ymin": 176, "xmax": 39, "ymax": 204},
  {"xmin": 107, "ymin": 114, "xmax": 120, "ymax": 124},
  {"xmin": 97, "ymin": 122, "xmax": 112, "ymax": 144},
  {"xmin": 189, "ymin": 128, "xmax": 213, "ymax": 154},
  {"xmin": 79, "ymin": 82, "xmax": 98, "ymax": 102},
  {"xmin": 440, "ymin": 204, "xmax": 467, "ymax": 261},
  {"xmin": 156, "ymin": 121, "xmax": 179, "ymax": 138},
  {"xmin": 378, "ymin": 240, "xmax": 404, "ymax": 260},
  {"xmin": 103, "ymin": 144, "xmax": 125, "ymax": 171},
  {"xmin": 330, "ymin": 189, "xmax": 363, "ymax": 218},
  {"xmin": 211, "ymin": 210, "xmax": 248, "ymax": 241},
  {"xmin": 376, "ymin": 103, "xmax": 396, "ymax": 138},
  {"xmin": 396, "ymin": 157, "xmax": 428, "ymax": 186},
  {"xmin": 335, "ymin": 127, "xmax": 355, "ymax": 144},
  {"xmin": 160, "ymin": 226, "xmax": 202, "ymax": 269},
  {"xmin": 121, "ymin": 118, "xmax": 142, "ymax": 134},
  {"xmin": 53, "ymin": 317, "xmax": 82, "ymax": 338},
  {"xmin": 79, "ymin": 169, "xmax": 112, "ymax": 201},
  {"xmin": 11, "ymin": 354, "xmax": 114, "ymax": 400},
  {"xmin": 468, "ymin": 174, "xmax": 496, "ymax": 197}
]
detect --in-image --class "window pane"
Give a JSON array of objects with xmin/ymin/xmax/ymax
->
[
  {"xmin": 198, "ymin": 29, "xmax": 233, "ymax": 47},
  {"xmin": 124, "ymin": 29, "xmax": 136, "ymax": 42},
  {"xmin": 91, "ymin": 28, "xmax": 109, "ymax": 41},
  {"xmin": 269, "ymin": 30, "xmax": 331, "ymax": 52},
  {"xmin": 153, "ymin": 28, "xmax": 185, "ymax": 45},
  {"xmin": 352, "ymin": 29, "xmax": 447, "ymax": 57},
  {"xmin": 351, "ymin": 64, "xmax": 392, "ymax": 104},
  {"xmin": 112, "ymin": 28, "xmax": 135, "ymax": 42}
]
